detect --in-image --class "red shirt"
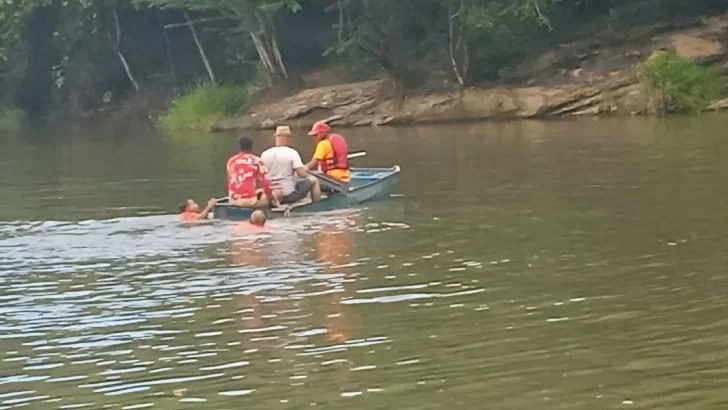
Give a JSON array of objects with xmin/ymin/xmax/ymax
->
[{"xmin": 226, "ymin": 152, "xmax": 274, "ymax": 201}]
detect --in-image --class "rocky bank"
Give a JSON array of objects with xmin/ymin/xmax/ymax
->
[{"xmin": 211, "ymin": 15, "xmax": 728, "ymax": 132}]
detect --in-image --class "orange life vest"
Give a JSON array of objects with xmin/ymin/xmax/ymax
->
[{"xmin": 320, "ymin": 134, "xmax": 349, "ymax": 173}]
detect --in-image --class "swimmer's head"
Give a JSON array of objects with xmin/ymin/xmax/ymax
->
[
  {"xmin": 250, "ymin": 210, "xmax": 266, "ymax": 227},
  {"xmin": 179, "ymin": 199, "xmax": 199, "ymax": 213}
]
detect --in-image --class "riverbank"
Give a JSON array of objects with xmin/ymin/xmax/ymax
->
[{"xmin": 209, "ymin": 15, "xmax": 728, "ymax": 132}]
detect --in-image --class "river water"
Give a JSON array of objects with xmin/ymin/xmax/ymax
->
[{"xmin": 2, "ymin": 114, "xmax": 728, "ymax": 409}]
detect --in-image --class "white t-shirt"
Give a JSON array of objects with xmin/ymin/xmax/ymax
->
[{"xmin": 261, "ymin": 146, "xmax": 305, "ymax": 195}]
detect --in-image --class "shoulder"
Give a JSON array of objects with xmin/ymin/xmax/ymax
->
[
  {"xmin": 283, "ymin": 146, "xmax": 302, "ymax": 157},
  {"xmin": 317, "ymin": 140, "xmax": 333, "ymax": 150},
  {"xmin": 247, "ymin": 153, "xmax": 263, "ymax": 163},
  {"xmin": 313, "ymin": 140, "xmax": 331, "ymax": 158},
  {"xmin": 179, "ymin": 212, "xmax": 199, "ymax": 221},
  {"xmin": 227, "ymin": 152, "xmax": 247, "ymax": 163}
]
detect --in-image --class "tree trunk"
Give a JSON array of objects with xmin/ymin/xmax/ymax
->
[
  {"xmin": 337, "ymin": 0, "xmax": 344, "ymax": 42},
  {"xmin": 160, "ymin": 15, "xmax": 177, "ymax": 91},
  {"xmin": 111, "ymin": 10, "xmax": 139, "ymax": 92},
  {"xmin": 250, "ymin": 32, "xmax": 276, "ymax": 85},
  {"xmin": 185, "ymin": 12, "xmax": 216, "ymax": 83},
  {"xmin": 269, "ymin": 34, "xmax": 288, "ymax": 81},
  {"xmin": 448, "ymin": 3, "xmax": 469, "ymax": 86},
  {"xmin": 116, "ymin": 50, "xmax": 139, "ymax": 92},
  {"xmin": 250, "ymin": 29, "xmax": 289, "ymax": 86}
]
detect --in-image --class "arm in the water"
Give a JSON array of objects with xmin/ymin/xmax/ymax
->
[{"xmin": 197, "ymin": 198, "xmax": 217, "ymax": 220}]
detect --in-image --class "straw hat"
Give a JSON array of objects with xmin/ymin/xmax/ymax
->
[{"xmin": 274, "ymin": 126, "xmax": 292, "ymax": 137}]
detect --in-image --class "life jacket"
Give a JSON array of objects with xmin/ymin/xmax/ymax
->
[
  {"xmin": 179, "ymin": 211, "xmax": 200, "ymax": 222},
  {"xmin": 320, "ymin": 134, "xmax": 349, "ymax": 172}
]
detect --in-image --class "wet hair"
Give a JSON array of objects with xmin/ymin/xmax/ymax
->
[
  {"xmin": 250, "ymin": 210, "xmax": 266, "ymax": 226},
  {"xmin": 179, "ymin": 202, "xmax": 189, "ymax": 213},
  {"xmin": 238, "ymin": 136, "xmax": 254, "ymax": 151}
]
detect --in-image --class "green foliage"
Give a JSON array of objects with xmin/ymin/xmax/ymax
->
[
  {"xmin": 0, "ymin": 107, "xmax": 27, "ymax": 130},
  {"xmin": 0, "ymin": 0, "xmax": 726, "ymax": 117},
  {"xmin": 135, "ymin": 0, "xmax": 301, "ymax": 85},
  {"xmin": 640, "ymin": 52, "xmax": 725, "ymax": 112},
  {"xmin": 160, "ymin": 83, "xmax": 255, "ymax": 130}
]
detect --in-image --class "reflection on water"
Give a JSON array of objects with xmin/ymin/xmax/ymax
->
[
  {"xmin": 3, "ymin": 114, "xmax": 728, "ymax": 409},
  {"xmin": 0, "ymin": 212, "xmax": 415, "ymax": 408}
]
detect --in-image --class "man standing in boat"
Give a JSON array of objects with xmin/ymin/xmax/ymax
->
[
  {"xmin": 305, "ymin": 121, "xmax": 351, "ymax": 192},
  {"xmin": 226, "ymin": 136, "xmax": 280, "ymax": 209},
  {"xmin": 261, "ymin": 126, "xmax": 321, "ymax": 204}
]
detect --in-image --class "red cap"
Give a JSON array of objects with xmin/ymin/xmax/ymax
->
[{"xmin": 308, "ymin": 121, "xmax": 331, "ymax": 136}]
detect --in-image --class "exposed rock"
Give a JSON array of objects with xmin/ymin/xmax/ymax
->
[
  {"xmin": 322, "ymin": 114, "xmax": 344, "ymax": 124},
  {"xmin": 709, "ymin": 98, "xmax": 728, "ymax": 110},
  {"xmin": 668, "ymin": 33, "xmax": 721, "ymax": 58},
  {"xmin": 372, "ymin": 116, "xmax": 395, "ymax": 126}
]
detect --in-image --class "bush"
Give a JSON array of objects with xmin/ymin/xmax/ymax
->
[
  {"xmin": 160, "ymin": 83, "xmax": 255, "ymax": 131},
  {"xmin": 640, "ymin": 51, "xmax": 725, "ymax": 112},
  {"xmin": 0, "ymin": 107, "xmax": 27, "ymax": 131}
]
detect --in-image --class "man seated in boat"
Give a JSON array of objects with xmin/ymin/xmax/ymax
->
[
  {"xmin": 226, "ymin": 136, "xmax": 281, "ymax": 209},
  {"xmin": 305, "ymin": 121, "xmax": 351, "ymax": 193},
  {"xmin": 261, "ymin": 126, "xmax": 321, "ymax": 205},
  {"xmin": 179, "ymin": 198, "xmax": 216, "ymax": 222}
]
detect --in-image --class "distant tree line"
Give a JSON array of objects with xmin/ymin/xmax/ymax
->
[{"xmin": 0, "ymin": 0, "xmax": 724, "ymax": 116}]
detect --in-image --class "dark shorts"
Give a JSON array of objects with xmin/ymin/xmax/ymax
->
[
  {"xmin": 281, "ymin": 178, "xmax": 313, "ymax": 204},
  {"xmin": 319, "ymin": 178, "xmax": 350, "ymax": 194}
]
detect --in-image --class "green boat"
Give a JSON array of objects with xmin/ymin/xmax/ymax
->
[{"xmin": 213, "ymin": 166, "xmax": 401, "ymax": 221}]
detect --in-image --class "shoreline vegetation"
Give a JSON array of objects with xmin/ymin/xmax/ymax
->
[
  {"xmin": 0, "ymin": 0, "xmax": 727, "ymax": 132},
  {"xmin": 160, "ymin": 84, "xmax": 258, "ymax": 131}
]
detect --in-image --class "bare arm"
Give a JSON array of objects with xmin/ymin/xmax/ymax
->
[
  {"xmin": 291, "ymin": 151, "xmax": 308, "ymax": 177},
  {"xmin": 308, "ymin": 140, "xmax": 326, "ymax": 170},
  {"xmin": 305, "ymin": 158, "xmax": 319, "ymax": 170},
  {"xmin": 197, "ymin": 198, "xmax": 217, "ymax": 220},
  {"xmin": 295, "ymin": 166, "xmax": 309, "ymax": 178}
]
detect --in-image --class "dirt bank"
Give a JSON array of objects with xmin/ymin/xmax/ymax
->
[{"xmin": 211, "ymin": 15, "xmax": 728, "ymax": 132}]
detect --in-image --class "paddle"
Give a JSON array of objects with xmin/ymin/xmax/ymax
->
[{"xmin": 348, "ymin": 150, "xmax": 367, "ymax": 159}]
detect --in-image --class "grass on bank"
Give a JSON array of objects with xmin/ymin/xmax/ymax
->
[
  {"xmin": 160, "ymin": 84, "xmax": 255, "ymax": 131},
  {"xmin": 640, "ymin": 51, "xmax": 725, "ymax": 112}
]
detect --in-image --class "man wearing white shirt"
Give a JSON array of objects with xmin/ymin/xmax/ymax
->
[{"xmin": 261, "ymin": 126, "xmax": 321, "ymax": 204}]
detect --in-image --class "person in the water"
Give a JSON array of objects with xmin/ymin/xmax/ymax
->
[
  {"xmin": 250, "ymin": 210, "xmax": 266, "ymax": 227},
  {"xmin": 233, "ymin": 210, "xmax": 268, "ymax": 232},
  {"xmin": 179, "ymin": 198, "xmax": 216, "ymax": 222}
]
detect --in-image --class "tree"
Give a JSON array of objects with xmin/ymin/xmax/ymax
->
[
  {"xmin": 137, "ymin": 0, "xmax": 302, "ymax": 85},
  {"xmin": 106, "ymin": 2, "xmax": 141, "ymax": 91},
  {"xmin": 324, "ymin": 0, "xmax": 558, "ymax": 93},
  {"xmin": 0, "ymin": 0, "xmax": 52, "ymax": 100},
  {"xmin": 443, "ymin": 0, "xmax": 558, "ymax": 86},
  {"xmin": 324, "ymin": 0, "xmax": 441, "ymax": 100}
]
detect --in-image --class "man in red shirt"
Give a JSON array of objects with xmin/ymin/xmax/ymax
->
[{"xmin": 226, "ymin": 136, "xmax": 280, "ymax": 208}]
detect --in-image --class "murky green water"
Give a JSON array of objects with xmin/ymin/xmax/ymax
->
[{"xmin": 2, "ymin": 114, "xmax": 728, "ymax": 409}]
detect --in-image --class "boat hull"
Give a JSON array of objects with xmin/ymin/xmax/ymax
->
[{"xmin": 213, "ymin": 166, "xmax": 400, "ymax": 221}]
